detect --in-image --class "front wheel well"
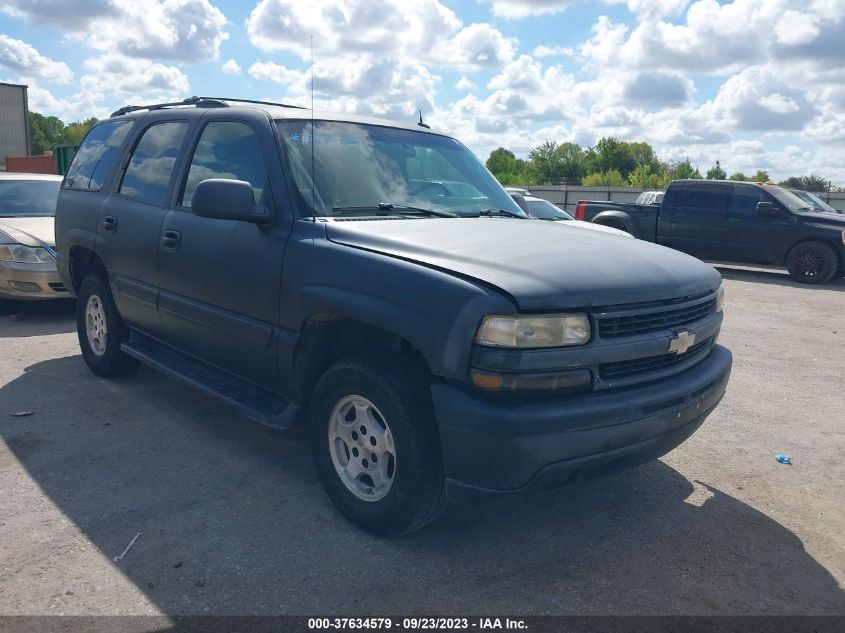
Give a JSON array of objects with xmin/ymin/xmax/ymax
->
[
  {"xmin": 292, "ymin": 317, "xmax": 433, "ymax": 406},
  {"xmin": 68, "ymin": 246, "xmax": 107, "ymax": 292}
]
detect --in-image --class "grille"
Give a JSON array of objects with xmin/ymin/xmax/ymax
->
[
  {"xmin": 600, "ymin": 337, "xmax": 712, "ymax": 380},
  {"xmin": 598, "ymin": 298, "xmax": 716, "ymax": 338}
]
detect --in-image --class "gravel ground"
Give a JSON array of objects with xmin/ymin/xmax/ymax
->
[{"xmin": 0, "ymin": 266, "xmax": 843, "ymax": 616}]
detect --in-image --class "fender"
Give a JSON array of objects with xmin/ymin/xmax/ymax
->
[{"xmin": 591, "ymin": 210, "xmax": 637, "ymax": 237}]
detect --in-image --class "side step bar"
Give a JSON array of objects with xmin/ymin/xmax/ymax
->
[{"xmin": 122, "ymin": 332, "xmax": 299, "ymax": 430}]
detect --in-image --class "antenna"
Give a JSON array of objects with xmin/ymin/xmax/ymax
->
[
  {"xmin": 417, "ymin": 109, "xmax": 430, "ymax": 129},
  {"xmin": 310, "ymin": 34, "xmax": 316, "ymax": 221}
]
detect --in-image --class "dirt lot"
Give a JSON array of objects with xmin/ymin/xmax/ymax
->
[{"xmin": 0, "ymin": 266, "xmax": 843, "ymax": 616}]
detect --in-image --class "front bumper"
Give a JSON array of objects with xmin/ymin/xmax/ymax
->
[
  {"xmin": 0, "ymin": 260, "xmax": 69, "ymax": 300},
  {"xmin": 433, "ymin": 344, "xmax": 732, "ymax": 499}
]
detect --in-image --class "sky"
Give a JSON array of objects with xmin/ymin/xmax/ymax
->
[{"xmin": 1, "ymin": 0, "xmax": 844, "ymax": 183}]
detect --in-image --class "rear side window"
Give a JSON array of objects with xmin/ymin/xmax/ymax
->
[
  {"xmin": 180, "ymin": 121, "xmax": 268, "ymax": 208},
  {"xmin": 119, "ymin": 121, "xmax": 189, "ymax": 206},
  {"xmin": 677, "ymin": 183, "xmax": 730, "ymax": 211},
  {"xmin": 63, "ymin": 120, "xmax": 133, "ymax": 191},
  {"xmin": 732, "ymin": 185, "xmax": 765, "ymax": 215}
]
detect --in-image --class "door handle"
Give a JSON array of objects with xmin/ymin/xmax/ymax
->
[
  {"xmin": 160, "ymin": 230, "xmax": 181, "ymax": 251},
  {"xmin": 103, "ymin": 216, "xmax": 117, "ymax": 232}
]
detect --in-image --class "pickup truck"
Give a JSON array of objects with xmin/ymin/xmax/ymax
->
[
  {"xmin": 55, "ymin": 97, "xmax": 732, "ymax": 535},
  {"xmin": 574, "ymin": 179, "xmax": 845, "ymax": 283}
]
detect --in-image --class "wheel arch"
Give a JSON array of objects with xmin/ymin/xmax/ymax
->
[
  {"xmin": 783, "ymin": 237, "xmax": 843, "ymax": 268},
  {"xmin": 68, "ymin": 245, "xmax": 107, "ymax": 292},
  {"xmin": 592, "ymin": 210, "xmax": 636, "ymax": 236},
  {"xmin": 291, "ymin": 314, "xmax": 436, "ymax": 406}
]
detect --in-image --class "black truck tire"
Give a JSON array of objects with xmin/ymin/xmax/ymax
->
[
  {"xmin": 310, "ymin": 356, "xmax": 446, "ymax": 535},
  {"xmin": 785, "ymin": 241, "xmax": 838, "ymax": 284},
  {"xmin": 76, "ymin": 273, "xmax": 140, "ymax": 377}
]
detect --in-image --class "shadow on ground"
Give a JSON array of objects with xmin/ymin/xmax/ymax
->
[
  {"xmin": 1, "ymin": 355, "xmax": 843, "ymax": 615},
  {"xmin": 0, "ymin": 299, "xmax": 76, "ymax": 338},
  {"xmin": 713, "ymin": 266, "xmax": 845, "ymax": 291}
]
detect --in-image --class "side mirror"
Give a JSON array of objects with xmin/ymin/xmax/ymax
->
[
  {"xmin": 510, "ymin": 193, "xmax": 530, "ymax": 213},
  {"xmin": 191, "ymin": 179, "xmax": 271, "ymax": 224},
  {"xmin": 756, "ymin": 201, "xmax": 778, "ymax": 217}
]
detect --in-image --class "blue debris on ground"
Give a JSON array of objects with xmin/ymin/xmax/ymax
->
[{"xmin": 775, "ymin": 454, "xmax": 793, "ymax": 465}]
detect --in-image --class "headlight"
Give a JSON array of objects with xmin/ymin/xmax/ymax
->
[
  {"xmin": 716, "ymin": 285, "xmax": 725, "ymax": 312},
  {"xmin": 476, "ymin": 313, "xmax": 590, "ymax": 348},
  {"xmin": 0, "ymin": 244, "xmax": 55, "ymax": 264}
]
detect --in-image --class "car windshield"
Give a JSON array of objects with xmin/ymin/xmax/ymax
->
[
  {"xmin": 526, "ymin": 199, "xmax": 574, "ymax": 221},
  {"xmin": 0, "ymin": 180, "xmax": 61, "ymax": 217},
  {"xmin": 765, "ymin": 185, "xmax": 814, "ymax": 213},
  {"xmin": 275, "ymin": 120, "xmax": 525, "ymax": 218},
  {"xmin": 793, "ymin": 190, "xmax": 837, "ymax": 213}
]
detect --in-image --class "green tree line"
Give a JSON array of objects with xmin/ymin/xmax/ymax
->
[
  {"xmin": 28, "ymin": 112, "xmax": 98, "ymax": 155},
  {"xmin": 485, "ymin": 139, "xmax": 834, "ymax": 192}
]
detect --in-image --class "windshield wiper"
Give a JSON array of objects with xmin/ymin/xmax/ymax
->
[
  {"xmin": 331, "ymin": 203, "xmax": 457, "ymax": 218},
  {"xmin": 478, "ymin": 207, "xmax": 527, "ymax": 218}
]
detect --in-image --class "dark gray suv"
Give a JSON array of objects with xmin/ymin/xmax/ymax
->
[{"xmin": 55, "ymin": 97, "xmax": 732, "ymax": 535}]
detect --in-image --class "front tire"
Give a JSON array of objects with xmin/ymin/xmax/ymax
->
[
  {"xmin": 76, "ymin": 274, "xmax": 140, "ymax": 377},
  {"xmin": 786, "ymin": 241, "xmax": 838, "ymax": 284},
  {"xmin": 310, "ymin": 356, "xmax": 446, "ymax": 535}
]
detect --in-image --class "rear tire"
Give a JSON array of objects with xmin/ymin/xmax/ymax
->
[
  {"xmin": 785, "ymin": 241, "xmax": 838, "ymax": 284},
  {"xmin": 76, "ymin": 273, "xmax": 140, "ymax": 377},
  {"xmin": 310, "ymin": 356, "xmax": 446, "ymax": 535}
]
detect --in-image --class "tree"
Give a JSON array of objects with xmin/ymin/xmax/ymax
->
[
  {"xmin": 751, "ymin": 170, "xmax": 770, "ymax": 182},
  {"xmin": 706, "ymin": 160, "xmax": 727, "ymax": 180},
  {"xmin": 61, "ymin": 117, "xmax": 98, "ymax": 146},
  {"xmin": 585, "ymin": 137, "xmax": 636, "ymax": 179},
  {"xmin": 525, "ymin": 141, "xmax": 586, "ymax": 184},
  {"xmin": 667, "ymin": 159, "xmax": 702, "ymax": 180},
  {"xmin": 629, "ymin": 163, "xmax": 669, "ymax": 188},
  {"xmin": 486, "ymin": 148, "xmax": 518, "ymax": 175},
  {"xmin": 582, "ymin": 170, "xmax": 627, "ymax": 186},
  {"xmin": 779, "ymin": 175, "xmax": 829, "ymax": 192},
  {"xmin": 28, "ymin": 112, "xmax": 65, "ymax": 154},
  {"xmin": 729, "ymin": 172, "xmax": 749, "ymax": 181}
]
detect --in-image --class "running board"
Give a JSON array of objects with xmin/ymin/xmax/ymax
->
[{"xmin": 121, "ymin": 333, "xmax": 299, "ymax": 430}]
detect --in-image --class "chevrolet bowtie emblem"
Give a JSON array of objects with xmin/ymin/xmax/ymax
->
[{"xmin": 668, "ymin": 331, "xmax": 696, "ymax": 355}]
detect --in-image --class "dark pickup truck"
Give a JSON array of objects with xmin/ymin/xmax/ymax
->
[
  {"xmin": 575, "ymin": 179, "xmax": 845, "ymax": 283},
  {"xmin": 55, "ymin": 97, "xmax": 732, "ymax": 535}
]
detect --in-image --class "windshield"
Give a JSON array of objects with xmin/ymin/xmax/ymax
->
[
  {"xmin": 0, "ymin": 180, "xmax": 61, "ymax": 217},
  {"xmin": 276, "ymin": 120, "xmax": 524, "ymax": 218},
  {"xmin": 792, "ymin": 190, "xmax": 837, "ymax": 213},
  {"xmin": 526, "ymin": 199, "xmax": 574, "ymax": 221},
  {"xmin": 764, "ymin": 185, "xmax": 815, "ymax": 213}
]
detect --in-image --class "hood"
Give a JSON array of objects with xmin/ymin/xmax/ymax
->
[
  {"xmin": 796, "ymin": 211, "xmax": 845, "ymax": 227},
  {"xmin": 0, "ymin": 216, "xmax": 55, "ymax": 248},
  {"xmin": 325, "ymin": 218, "xmax": 721, "ymax": 310}
]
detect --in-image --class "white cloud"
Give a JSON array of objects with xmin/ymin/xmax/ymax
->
[
  {"xmin": 250, "ymin": 55, "xmax": 439, "ymax": 121},
  {"xmin": 246, "ymin": 0, "xmax": 512, "ymax": 70},
  {"xmin": 79, "ymin": 54, "xmax": 190, "ymax": 100},
  {"xmin": 482, "ymin": 0, "xmax": 579, "ymax": 18},
  {"xmin": 221, "ymin": 58, "xmax": 242, "ymax": 74},
  {"xmin": 455, "ymin": 76, "xmax": 476, "ymax": 91},
  {"xmin": 1, "ymin": 0, "xmax": 229, "ymax": 63},
  {"xmin": 0, "ymin": 35, "xmax": 73, "ymax": 83},
  {"xmin": 533, "ymin": 45, "xmax": 574, "ymax": 58},
  {"xmin": 757, "ymin": 93, "xmax": 800, "ymax": 114}
]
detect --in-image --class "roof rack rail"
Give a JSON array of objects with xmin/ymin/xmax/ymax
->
[{"xmin": 110, "ymin": 95, "xmax": 305, "ymax": 118}]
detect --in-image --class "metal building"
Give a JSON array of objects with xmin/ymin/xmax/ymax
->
[{"xmin": 0, "ymin": 82, "xmax": 31, "ymax": 169}]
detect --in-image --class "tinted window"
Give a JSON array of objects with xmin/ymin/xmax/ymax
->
[
  {"xmin": 677, "ymin": 183, "xmax": 730, "ymax": 211},
  {"xmin": 0, "ymin": 180, "xmax": 61, "ymax": 217},
  {"xmin": 181, "ymin": 122, "xmax": 268, "ymax": 208},
  {"xmin": 63, "ymin": 120, "xmax": 133, "ymax": 191},
  {"xmin": 731, "ymin": 186, "xmax": 765, "ymax": 215},
  {"xmin": 119, "ymin": 122, "xmax": 188, "ymax": 206}
]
